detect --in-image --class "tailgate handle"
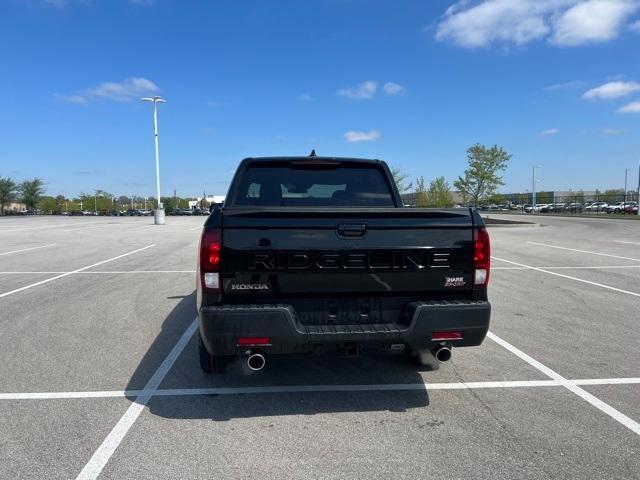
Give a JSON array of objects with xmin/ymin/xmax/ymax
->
[{"xmin": 337, "ymin": 223, "xmax": 367, "ymax": 237}]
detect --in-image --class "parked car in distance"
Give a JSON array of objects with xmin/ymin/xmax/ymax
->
[
  {"xmin": 568, "ymin": 203, "xmax": 583, "ymax": 212},
  {"xmin": 585, "ymin": 202, "xmax": 608, "ymax": 212},
  {"xmin": 532, "ymin": 204, "xmax": 550, "ymax": 213},
  {"xmin": 624, "ymin": 202, "xmax": 639, "ymax": 214},
  {"xmin": 606, "ymin": 202, "xmax": 638, "ymax": 214}
]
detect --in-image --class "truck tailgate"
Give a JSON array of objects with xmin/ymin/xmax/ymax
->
[{"xmin": 220, "ymin": 208, "xmax": 474, "ymax": 298}]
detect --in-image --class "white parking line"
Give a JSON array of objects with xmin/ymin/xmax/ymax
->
[
  {"xmin": 2, "ymin": 377, "xmax": 640, "ymax": 401},
  {"xmin": 528, "ymin": 242, "xmax": 640, "ymax": 262},
  {"xmin": 75, "ymin": 318, "xmax": 198, "ymax": 480},
  {"xmin": 0, "ymin": 270, "xmax": 195, "ymax": 274},
  {"xmin": 492, "ymin": 256, "xmax": 640, "ymax": 298},
  {"xmin": 615, "ymin": 240, "xmax": 640, "ymax": 246},
  {"xmin": 81, "ymin": 270, "xmax": 196, "ymax": 274},
  {"xmin": 493, "ymin": 265, "xmax": 640, "ymax": 271},
  {"xmin": 0, "ymin": 221, "xmax": 120, "ymax": 233},
  {"xmin": 0, "ymin": 245, "xmax": 155, "ymax": 299},
  {"xmin": 487, "ymin": 331, "xmax": 640, "ymax": 436},
  {"xmin": 0, "ymin": 244, "xmax": 56, "ymax": 256}
]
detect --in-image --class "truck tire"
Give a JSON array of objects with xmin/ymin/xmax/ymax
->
[{"xmin": 198, "ymin": 334, "xmax": 228, "ymax": 374}]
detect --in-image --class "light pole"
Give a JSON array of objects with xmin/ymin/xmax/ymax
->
[
  {"xmin": 141, "ymin": 96, "xmax": 166, "ymax": 225},
  {"xmin": 636, "ymin": 163, "xmax": 640, "ymax": 216},
  {"xmin": 624, "ymin": 168, "xmax": 629, "ymax": 208},
  {"xmin": 532, "ymin": 165, "xmax": 542, "ymax": 213}
]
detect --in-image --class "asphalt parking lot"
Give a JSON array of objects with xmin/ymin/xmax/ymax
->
[{"xmin": 0, "ymin": 214, "xmax": 638, "ymax": 479}]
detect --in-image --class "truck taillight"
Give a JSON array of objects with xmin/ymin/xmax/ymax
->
[
  {"xmin": 473, "ymin": 227, "xmax": 490, "ymax": 286},
  {"xmin": 200, "ymin": 229, "xmax": 221, "ymax": 291}
]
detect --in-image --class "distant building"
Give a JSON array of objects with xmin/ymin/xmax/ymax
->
[
  {"xmin": 401, "ymin": 191, "xmax": 465, "ymax": 206},
  {"xmin": 401, "ymin": 189, "xmax": 638, "ymax": 207},
  {"xmin": 5, "ymin": 202, "xmax": 27, "ymax": 213},
  {"xmin": 188, "ymin": 195, "xmax": 226, "ymax": 209}
]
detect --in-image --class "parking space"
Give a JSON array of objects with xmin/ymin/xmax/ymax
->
[
  {"xmin": 582, "ymin": 384, "xmax": 640, "ymax": 423},
  {"xmin": 101, "ymin": 388, "xmax": 639, "ymax": 480},
  {"xmin": 0, "ymin": 215, "xmax": 638, "ymax": 479},
  {"xmin": 0, "ymin": 398, "xmax": 132, "ymax": 480}
]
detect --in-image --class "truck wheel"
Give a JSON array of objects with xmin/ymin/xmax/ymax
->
[{"xmin": 198, "ymin": 334, "xmax": 228, "ymax": 374}]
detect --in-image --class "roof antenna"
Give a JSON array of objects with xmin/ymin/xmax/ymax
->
[{"xmin": 309, "ymin": 149, "xmax": 317, "ymax": 157}]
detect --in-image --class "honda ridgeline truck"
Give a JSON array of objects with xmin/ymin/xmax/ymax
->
[{"xmin": 197, "ymin": 156, "xmax": 491, "ymax": 373}]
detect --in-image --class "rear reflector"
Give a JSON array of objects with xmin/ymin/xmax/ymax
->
[
  {"xmin": 237, "ymin": 337, "xmax": 271, "ymax": 346},
  {"xmin": 474, "ymin": 269, "xmax": 487, "ymax": 285},
  {"xmin": 432, "ymin": 331, "xmax": 463, "ymax": 341},
  {"xmin": 203, "ymin": 272, "xmax": 219, "ymax": 289}
]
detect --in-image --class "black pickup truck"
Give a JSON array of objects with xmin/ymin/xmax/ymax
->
[{"xmin": 197, "ymin": 156, "xmax": 491, "ymax": 373}]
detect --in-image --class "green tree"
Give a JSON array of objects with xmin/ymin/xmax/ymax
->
[
  {"xmin": 485, "ymin": 193, "xmax": 504, "ymax": 205},
  {"xmin": 414, "ymin": 176, "xmax": 428, "ymax": 207},
  {"xmin": 391, "ymin": 168, "xmax": 410, "ymax": 193},
  {"xmin": 199, "ymin": 197, "xmax": 210, "ymax": 210},
  {"xmin": 518, "ymin": 193, "xmax": 528, "ymax": 205},
  {"xmin": 0, "ymin": 177, "xmax": 18, "ymax": 214},
  {"xmin": 603, "ymin": 189, "xmax": 625, "ymax": 202},
  {"xmin": 55, "ymin": 195, "xmax": 67, "ymax": 213},
  {"xmin": 161, "ymin": 196, "xmax": 179, "ymax": 214},
  {"xmin": 38, "ymin": 196, "xmax": 57, "ymax": 213},
  {"xmin": 454, "ymin": 144, "xmax": 511, "ymax": 207},
  {"xmin": 573, "ymin": 190, "xmax": 585, "ymax": 204},
  {"xmin": 537, "ymin": 191, "xmax": 552, "ymax": 204},
  {"xmin": 19, "ymin": 178, "xmax": 45, "ymax": 210},
  {"xmin": 425, "ymin": 176, "xmax": 454, "ymax": 207},
  {"xmin": 78, "ymin": 190, "xmax": 116, "ymax": 212}
]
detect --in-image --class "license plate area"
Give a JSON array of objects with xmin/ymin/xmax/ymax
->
[{"xmin": 296, "ymin": 297, "xmax": 384, "ymax": 326}]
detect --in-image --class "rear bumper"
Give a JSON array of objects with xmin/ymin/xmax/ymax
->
[{"xmin": 199, "ymin": 300, "xmax": 490, "ymax": 355}]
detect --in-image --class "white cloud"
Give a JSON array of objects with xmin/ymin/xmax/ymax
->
[
  {"xmin": 551, "ymin": 0, "xmax": 640, "ymax": 45},
  {"xmin": 631, "ymin": 19, "xmax": 640, "ymax": 30},
  {"xmin": 540, "ymin": 128, "xmax": 560, "ymax": 135},
  {"xmin": 618, "ymin": 101, "xmax": 640, "ymax": 112},
  {"xmin": 383, "ymin": 82, "xmax": 406, "ymax": 95},
  {"xmin": 582, "ymin": 80, "xmax": 640, "ymax": 99},
  {"xmin": 344, "ymin": 129, "xmax": 381, "ymax": 142},
  {"xmin": 601, "ymin": 127, "xmax": 626, "ymax": 135},
  {"xmin": 55, "ymin": 94, "xmax": 88, "ymax": 105},
  {"xmin": 57, "ymin": 77, "xmax": 160, "ymax": 104},
  {"xmin": 85, "ymin": 77, "xmax": 159, "ymax": 101},
  {"xmin": 337, "ymin": 81, "xmax": 377, "ymax": 100},
  {"xmin": 544, "ymin": 80, "xmax": 586, "ymax": 90},
  {"xmin": 299, "ymin": 93, "xmax": 314, "ymax": 102},
  {"xmin": 435, "ymin": 0, "xmax": 640, "ymax": 48}
]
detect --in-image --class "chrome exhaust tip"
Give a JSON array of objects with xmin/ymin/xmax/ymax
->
[
  {"xmin": 247, "ymin": 352, "xmax": 266, "ymax": 371},
  {"xmin": 434, "ymin": 345, "xmax": 452, "ymax": 362}
]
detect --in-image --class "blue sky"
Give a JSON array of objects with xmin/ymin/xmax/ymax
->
[{"xmin": 1, "ymin": 0, "xmax": 639, "ymax": 198}]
